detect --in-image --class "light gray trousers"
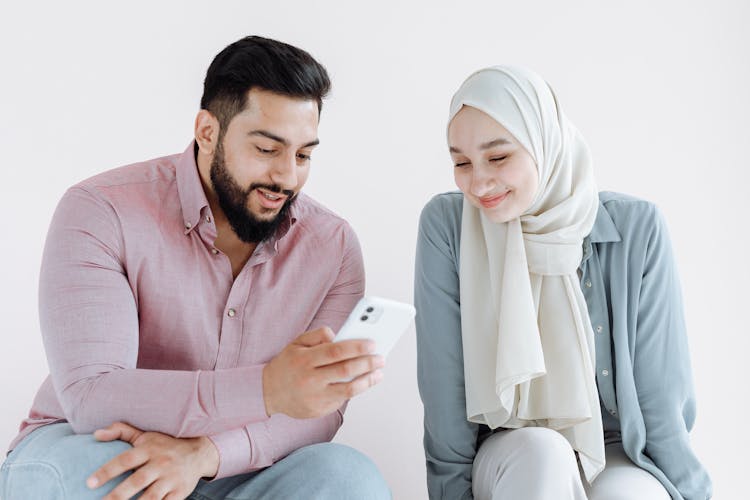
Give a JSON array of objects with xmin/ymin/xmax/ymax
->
[{"xmin": 472, "ymin": 427, "xmax": 670, "ymax": 500}]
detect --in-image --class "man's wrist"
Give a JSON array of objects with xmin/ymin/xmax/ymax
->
[
  {"xmin": 197, "ymin": 436, "xmax": 220, "ymax": 479},
  {"xmin": 262, "ymin": 364, "xmax": 277, "ymax": 417}
]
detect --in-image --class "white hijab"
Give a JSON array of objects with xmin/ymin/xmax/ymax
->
[{"xmin": 451, "ymin": 66, "xmax": 605, "ymax": 481}]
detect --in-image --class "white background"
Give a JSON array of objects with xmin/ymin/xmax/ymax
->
[{"xmin": 1, "ymin": 1, "xmax": 748, "ymax": 498}]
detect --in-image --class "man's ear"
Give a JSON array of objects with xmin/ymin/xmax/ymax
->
[{"xmin": 194, "ymin": 109, "xmax": 220, "ymax": 156}]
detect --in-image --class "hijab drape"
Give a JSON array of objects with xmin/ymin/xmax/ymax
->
[{"xmin": 452, "ymin": 66, "xmax": 604, "ymax": 481}]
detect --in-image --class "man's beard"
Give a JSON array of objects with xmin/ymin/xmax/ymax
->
[{"xmin": 210, "ymin": 142, "xmax": 296, "ymax": 244}]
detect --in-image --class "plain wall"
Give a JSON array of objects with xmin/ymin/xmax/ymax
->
[{"xmin": 1, "ymin": 1, "xmax": 747, "ymax": 498}]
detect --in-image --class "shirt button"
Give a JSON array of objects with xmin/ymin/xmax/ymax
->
[
  {"xmin": 596, "ymin": 325, "xmax": 603, "ymax": 333},
  {"xmin": 227, "ymin": 308, "xmax": 236, "ymax": 318},
  {"xmin": 211, "ymin": 248, "xmax": 219, "ymax": 255},
  {"xmin": 610, "ymin": 409, "xmax": 617, "ymax": 416},
  {"xmin": 585, "ymin": 279, "xmax": 592, "ymax": 288},
  {"xmin": 601, "ymin": 369, "xmax": 609, "ymax": 377},
  {"xmin": 184, "ymin": 222, "xmax": 192, "ymax": 230},
  {"xmin": 205, "ymin": 215, "xmax": 212, "ymax": 223}
]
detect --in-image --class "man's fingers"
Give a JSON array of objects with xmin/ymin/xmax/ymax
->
[
  {"xmin": 101, "ymin": 464, "xmax": 160, "ymax": 500},
  {"xmin": 320, "ymin": 354, "xmax": 385, "ymax": 383},
  {"xmin": 295, "ymin": 326, "xmax": 336, "ymax": 347},
  {"xmin": 312, "ymin": 338, "xmax": 376, "ymax": 367},
  {"xmin": 333, "ymin": 368, "xmax": 384, "ymax": 399},
  {"xmin": 131, "ymin": 477, "xmax": 173, "ymax": 500},
  {"xmin": 94, "ymin": 422, "xmax": 143, "ymax": 445},
  {"xmin": 87, "ymin": 448, "xmax": 148, "ymax": 491}
]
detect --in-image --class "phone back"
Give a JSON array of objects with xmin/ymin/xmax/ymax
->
[{"xmin": 336, "ymin": 296, "xmax": 416, "ymax": 357}]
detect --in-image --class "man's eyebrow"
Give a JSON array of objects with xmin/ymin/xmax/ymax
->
[
  {"xmin": 249, "ymin": 130, "xmax": 319, "ymax": 148},
  {"xmin": 249, "ymin": 130, "xmax": 288, "ymax": 145}
]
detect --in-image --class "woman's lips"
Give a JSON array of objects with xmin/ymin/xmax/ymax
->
[{"xmin": 479, "ymin": 190, "xmax": 510, "ymax": 208}]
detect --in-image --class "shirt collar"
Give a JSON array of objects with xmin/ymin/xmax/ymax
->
[
  {"xmin": 581, "ymin": 198, "xmax": 621, "ymax": 265},
  {"xmin": 589, "ymin": 198, "xmax": 621, "ymax": 243},
  {"xmin": 176, "ymin": 142, "xmax": 210, "ymax": 234},
  {"xmin": 175, "ymin": 141, "xmax": 298, "ymax": 243}
]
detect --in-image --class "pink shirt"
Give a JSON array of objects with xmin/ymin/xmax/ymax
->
[{"xmin": 10, "ymin": 144, "xmax": 365, "ymax": 478}]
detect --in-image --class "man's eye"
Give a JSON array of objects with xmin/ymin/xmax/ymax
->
[
  {"xmin": 490, "ymin": 156, "xmax": 507, "ymax": 163},
  {"xmin": 454, "ymin": 161, "xmax": 470, "ymax": 168},
  {"xmin": 297, "ymin": 153, "xmax": 311, "ymax": 161},
  {"xmin": 256, "ymin": 146, "xmax": 275, "ymax": 154}
]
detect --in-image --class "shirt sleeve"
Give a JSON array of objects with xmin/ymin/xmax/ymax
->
[
  {"xmin": 632, "ymin": 206, "xmax": 712, "ymax": 500},
  {"xmin": 415, "ymin": 195, "xmax": 478, "ymax": 500},
  {"xmin": 209, "ymin": 221, "xmax": 364, "ymax": 478},
  {"xmin": 307, "ymin": 221, "xmax": 366, "ymax": 333},
  {"xmin": 39, "ymin": 186, "xmax": 270, "ymax": 437},
  {"xmin": 208, "ymin": 410, "xmax": 344, "ymax": 478}
]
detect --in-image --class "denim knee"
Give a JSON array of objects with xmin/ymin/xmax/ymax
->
[
  {"xmin": 0, "ymin": 423, "xmax": 132, "ymax": 500},
  {"xmin": 289, "ymin": 442, "xmax": 391, "ymax": 499},
  {"xmin": 0, "ymin": 460, "xmax": 66, "ymax": 500}
]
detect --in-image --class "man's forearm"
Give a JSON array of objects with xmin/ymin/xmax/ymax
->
[
  {"xmin": 209, "ymin": 408, "xmax": 344, "ymax": 478},
  {"xmin": 58, "ymin": 364, "xmax": 270, "ymax": 437}
]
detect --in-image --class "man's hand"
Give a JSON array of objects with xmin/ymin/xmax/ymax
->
[
  {"xmin": 86, "ymin": 422, "xmax": 219, "ymax": 500},
  {"xmin": 263, "ymin": 326, "xmax": 385, "ymax": 419}
]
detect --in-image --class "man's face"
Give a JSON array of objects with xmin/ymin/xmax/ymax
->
[{"xmin": 210, "ymin": 88, "xmax": 320, "ymax": 243}]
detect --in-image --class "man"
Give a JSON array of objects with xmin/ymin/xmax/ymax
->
[{"xmin": 0, "ymin": 36, "xmax": 390, "ymax": 499}]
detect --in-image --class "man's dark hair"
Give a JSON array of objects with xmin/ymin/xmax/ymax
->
[{"xmin": 201, "ymin": 35, "xmax": 331, "ymax": 131}]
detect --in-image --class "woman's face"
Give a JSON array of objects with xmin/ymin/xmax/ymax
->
[{"xmin": 448, "ymin": 105, "xmax": 539, "ymax": 223}]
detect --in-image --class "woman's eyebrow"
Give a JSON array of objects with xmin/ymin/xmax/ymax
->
[
  {"xmin": 450, "ymin": 137, "xmax": 512, "ymax": 154},
  {"xmin": 479, "ymin": 138, "xmax": 511, "ymax": 150}
]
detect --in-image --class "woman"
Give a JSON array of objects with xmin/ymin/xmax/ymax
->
[{"xmin": 415, "ymin": 66, "xmax": 712, "ymax": 500}]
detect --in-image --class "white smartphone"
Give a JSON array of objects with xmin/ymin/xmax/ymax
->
[{"xmin": 334, "ymin": 296, "xmax": 416, "ymax": 358}]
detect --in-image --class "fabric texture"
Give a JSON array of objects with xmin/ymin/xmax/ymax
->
[
  {"xmin": 584, "ymin": 443, "xmax": 670, "ymax": 500},
  {"xmin": 7, "ymin": 144, "xmax": 365, "ymax": 478},
  {"xmin": 0, "ymin": 423, "xmax": 390, "ymax": 500},
  {"xmin": 471, "ymin": 428, "xmax": 669, "ymax": 500},
  {"xmin": 471, "ymin": 427, "xmax": 587, "ymax": 500},
  {"xmin": 450, "ymin": 66, "xmax": 603, "ymax": 480},
  {"xmin": 414, "ymin": 191, "xmax": 712, "ymax": 499}
]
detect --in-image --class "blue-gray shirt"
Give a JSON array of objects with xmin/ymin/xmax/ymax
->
[{"xmin": 415, "ymin": 191, "xmax": 712, "ymax": 500}]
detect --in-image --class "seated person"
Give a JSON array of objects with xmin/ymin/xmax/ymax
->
[
  {"xmin": 0, "ymin": 35, "xmax": 390, "ymax": 500},
  {"xmin": 415, "ymin": 65, "xmax": 711, "ymax": 500}
]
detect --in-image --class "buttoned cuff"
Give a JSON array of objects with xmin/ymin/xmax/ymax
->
[
  {"xmin": 204, "ymin": 364, "xmax": 268, "ymax": 424},
  {"xmin": 208, "ymin": 421, "xmax": 276, "ymax": 479},
  {"xmin": 208, "ymin": 427, "xmax": 252, "ymax": 479}
]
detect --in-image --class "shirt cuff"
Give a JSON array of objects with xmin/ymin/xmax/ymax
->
[
  {"xmin": 208, "ymin": 421, "xmax": 276, "ymax": 479},
  {"xmin": 208, "ymin": 427, "xmax": 252, "ymax": 479},
  {"xmin": 204, "ymin": 364, "xmax": 268, "ymax": 424}
]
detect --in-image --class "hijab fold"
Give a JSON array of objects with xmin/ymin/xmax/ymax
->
[{"xmin": 452, "ymin": 66, "xmax": 605, "ymax": 482}]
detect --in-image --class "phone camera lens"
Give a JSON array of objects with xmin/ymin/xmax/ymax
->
[
  {"xmin": 360, "ymin": 315, "xmax": 369, "ymax": 321},
  {"xmin": 366, "ymin": 307, "xmax": 374, "ymax": 313}
]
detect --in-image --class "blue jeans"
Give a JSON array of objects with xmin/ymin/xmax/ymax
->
[{"xmin": 0, "ymin": 423, "xmax": 391, "ymax": 499}]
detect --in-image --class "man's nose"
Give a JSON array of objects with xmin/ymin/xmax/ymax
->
[{"xmin": 270, "ymin": 153, "xmax": 298, "ymax": 190}]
